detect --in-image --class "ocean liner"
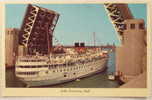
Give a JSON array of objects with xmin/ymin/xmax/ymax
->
[
  {"xmin": 16, "ymin": 47, "xmax": 108, "ymax": 87},
  {"xmin": 15, "ymin": 4, "xmax": 109, "ymax": 87}
]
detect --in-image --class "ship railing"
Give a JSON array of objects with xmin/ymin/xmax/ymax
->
[
  {"xmin": 18, "ymin": 59, "xmax": 46, "ymax": 62},
  {"xmin": 16, "ymin": 71, "xmax": 38, "ymax": 75}
]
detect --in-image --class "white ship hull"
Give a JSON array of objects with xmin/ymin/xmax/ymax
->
[{"xmin": 16, "ymin": 58, "xmax": 108, "ymax": 87}]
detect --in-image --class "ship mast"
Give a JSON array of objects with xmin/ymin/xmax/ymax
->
[{"xmin": 93, "ymin": 32, "xmax": 96, "ymax": 47}]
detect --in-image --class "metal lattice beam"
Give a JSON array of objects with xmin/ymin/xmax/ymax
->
[
  {"xmin": 19, "ymin": 5, "xmax": 39, "ymax": 46},
  {"xmin": 104, "ymin": 3, "xmax": 133, "ymax": 42},
  {"xmin": 19, "ymin": 4, "xmax": 59, "ymax": 55}
]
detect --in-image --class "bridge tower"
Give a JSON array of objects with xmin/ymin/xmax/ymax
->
[{"xmin": 104, "ymin": 4, "xmax": 147, "ymax": 83}]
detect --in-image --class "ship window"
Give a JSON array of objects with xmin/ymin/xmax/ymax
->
[
  {"xmin": 17, "ymin": 72, "xmax": 37, "ymax": 75},
  {"xmin": 29, "ymin": 66, "xmax": 32, "ymax": 68},
  {"xmin": 139, "ymin": 23, "xmax": 144, "ymax": 29},
  {"xmin": 130, "ymin": 23, "xmax": 135, "ymax": 29},
  {"xmin": 49, "ymin": 66, "xmax": 52, "ymax": 69},
  {"xmin": 46, "ymin": 65, "xmax": 49, "ymax": 67},
  {"xmin": 19, "ymin": 66, "xmax": 22, "ymax": 68}
]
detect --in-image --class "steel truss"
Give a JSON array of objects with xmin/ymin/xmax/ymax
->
[
  {"xmin": 19, "ymin": 4, "xmax": 59, "ymax": 55},
  {"xmin": 104, "ymin": 3, "xmax": 133, "ymax": 41}
]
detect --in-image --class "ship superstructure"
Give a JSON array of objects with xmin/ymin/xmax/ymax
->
[{"xmin": 16, "ymin": 48, "xmax": 108, "ymax": 86}]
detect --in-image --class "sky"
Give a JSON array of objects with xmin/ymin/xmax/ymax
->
[{"xmin": 6, "ymin": 4, "xmax": 147, "ymax": 46}]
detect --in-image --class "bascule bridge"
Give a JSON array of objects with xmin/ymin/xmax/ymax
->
[
  {"xmin": 18, "ymin": 4, "xmax": 59, "ymax": 55},
  {"xmin": 17, "ymin": 4, "xmax": 147, "ymax": 87},
  {"xmin": 104, "ymin": 4, "xmax": 147, "ymax": 86}
]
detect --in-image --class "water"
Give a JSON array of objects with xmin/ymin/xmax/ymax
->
[{"xmin": 6, "ymin": 51, "xmax": 120, "ymax": 88}]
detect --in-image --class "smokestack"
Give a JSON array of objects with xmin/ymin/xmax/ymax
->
[
  {"xmin": 80, "ymin": 42, "xmax": 85, "ymax": 47},
  {"xmin": 75, "ymin": 42, "xmax": 79, "ymax": 47}
]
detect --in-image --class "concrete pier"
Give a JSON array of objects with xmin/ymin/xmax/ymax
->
[{"xmin": 120, "ymin": 72, "xmax": 147, "ymax": 88}]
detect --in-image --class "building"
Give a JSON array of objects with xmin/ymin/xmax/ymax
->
[
  {"xmin": 5, "ymin": 28, "xmax": 19, "ymax": 68},
  {"xmin": 115, "ymin": 19, "xmax": 147, "ymax": 83}
]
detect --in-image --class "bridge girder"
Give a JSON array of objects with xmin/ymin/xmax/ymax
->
[
  {"xmin": 19, "ymin": 4, "xmax": 59, "ymax": 55},
  {"xmin": 104, "ymin": 3, "xmax": 134, "ymax": 42}
]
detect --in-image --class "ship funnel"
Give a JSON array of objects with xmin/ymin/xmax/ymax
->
[
  {"xmin": 74, "ymin": 42, "xmax": 86, "ymax": 53},
  {"xmin": 75, "ymin": 42, "xmax": 79, "ymax": 47},
  {"xmin": 80, "ymin": 42, "xmax": 85, "ymax": 47}
]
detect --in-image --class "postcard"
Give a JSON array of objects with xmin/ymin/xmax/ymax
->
[{"xmin": 0, "ymin": 0, "xmax": 151, "ymax": 97}]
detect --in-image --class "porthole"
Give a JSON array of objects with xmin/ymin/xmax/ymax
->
[{"xmin": 64, "ymin": 75, "xmax": 67, "ymax": 77}]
